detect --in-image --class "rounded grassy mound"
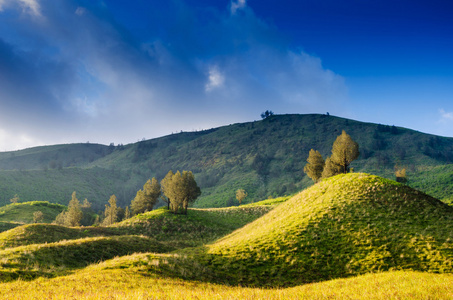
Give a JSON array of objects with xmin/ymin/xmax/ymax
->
[{"xmin": 158, "ymin": 173, "xmax": 453, "ymax": 286}]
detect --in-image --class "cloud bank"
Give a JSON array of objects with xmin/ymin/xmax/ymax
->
[{"xmin": 0, "ymin": 0, "xmax": 348, "ymax": 150}]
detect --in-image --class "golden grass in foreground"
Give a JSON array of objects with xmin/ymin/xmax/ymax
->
[{"xmin": 1, "ymin": 254, "xmax": 452, "ymax": 300}]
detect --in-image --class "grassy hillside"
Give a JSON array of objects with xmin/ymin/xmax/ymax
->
[
  {"xmin": 1, "ymin": 256, "xmax": 453, "ymax": 299},
  {"xmin": 0, "ymin": 235, "xmax": 171, "ymax": 281},
  {"xmin": 0, "ymin": 114, "xmax": 453, "ymax": 209},
  {"xmin": 0, "ymin": 199, "xmax": 281, "ymax": 250},
  {"xmin": 1, "ymin": 178, "xmax": 453, "ymax": 298},
  {"xmin": 0, "ymin": 200, "xmax": 279, "ymax": 282},
  {"xmin": 151, "ymin": 173, "xmax": 453, "ymax": 287},
  {"xmin": 0, "ymin": 201, "xmax": 65, "ymax": 225}
]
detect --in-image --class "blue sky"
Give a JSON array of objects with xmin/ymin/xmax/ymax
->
[{"xmin": 0, "ymin": 0, "xmax": 452, "ymax": 150}]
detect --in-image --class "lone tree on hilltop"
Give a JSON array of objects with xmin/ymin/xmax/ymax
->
[
  {"xmin": 330, "ymin": 130, "xmax": 359, "ymax": 174},
  {"xmin": 304, "ymin": 149, "xmax": 325, "ymax": 183},
  {"xmin": 236, "ymin": 189, "xmax": 248, "ymax": 205},
  {"xmin": 131, "ymin": 178, "xmax": 161, "ymax": 215},
  {"xmin": 260, "ymin": 110, "xmax": 274, "ymax": 119},
  {"xmin": 161, "ymin": 170, "xmax": 201, "ymax": 214}
]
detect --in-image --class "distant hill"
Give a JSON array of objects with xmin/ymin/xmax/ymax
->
[
  {"xmin": 158, "ymin": 173, "xmax": 453, "ymax": 287},
  {"xmin": 0, "ymin": 201, "xmax": 65, "ymax": 224},
  {"xmin": 0, "ymin": 114, "xmax": 453, "ymax": 209}
]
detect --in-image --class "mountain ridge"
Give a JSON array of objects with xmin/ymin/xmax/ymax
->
[{"xmin": 0, "ymin": 114, "xmax": 452, "ymax": 209}]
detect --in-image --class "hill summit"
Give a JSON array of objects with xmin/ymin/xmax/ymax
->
[{"xmin": 159, "ymin": 173, "xmax": 453, "ymax": 286}]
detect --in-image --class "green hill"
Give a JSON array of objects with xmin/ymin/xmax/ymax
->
[
  {"xmin": 153, "ymin": 173, "xmax": 453, "ymax": 287},
  {"xmin": 0, "ymin": 201, "xmax": 65, "ymax": 225},
  {"xmin": 0, "ymin": 178, "xmax": 453, "ymax": 297},
  {"xmin": 0, "ymin": 201, "xmax": 280, "ymax": 251},
  {"xmin": 1, "ymin": 114, "xmax": 453, "ymax": 209},
  {"xmin": 0, "ymin": 200, "xmax": 280, "ymax": 281}
]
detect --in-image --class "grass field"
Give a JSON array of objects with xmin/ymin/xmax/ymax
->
[
  {"xmin": 1, "ymin": 254, "xmax": 452, "ymax": 299},
  {"xmin": 1, "ymin": 173, "xmax": 453, "ymax": 298}
]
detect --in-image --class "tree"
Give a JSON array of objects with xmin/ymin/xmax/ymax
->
[
  {"xmin": 260, "ymin": 110, "xmax": 274, "ymax": 119},
  {"xmin": 395, "ymin": 167, "xmax": 408, "ymax": 183},
  {"xmin": 80, "ymin": 198, "xmax": 96, "ymax": 226},
  {"xmin": 10, "ymin": 194, "xmax": 20, "ymax": 204},
  {"xmin": 321, "ymin": 157, "xmax": 342, "ymax": 179},
  {"xmin": 304, "ymin": 149, "xmax": 325, "ymax": 182},
  {"xmin": 181, "ymin": 171, "xmax": 201, "ymax": 214},
  {"xmin": 236, "ymin": 189, "xmax": 248, "ymax": 205},
  {"xmin": 131, "ymin": 178, "xmax": 161, "ymax": 215},
  {"xmin": 330, "ymin": 130, "xmax": 359, "ymax": 174},
  {"xmin": 66, "ymin": 191, "xmax": 83, "ymax": 226},
  {"xmin": 55, "ymin": 191, "xmax": 83, "ymax": 226},
  {"xmin": 33, "ymin": 211, "xmax": 44, "ymax": 223},
  {"xmin": 161, "ymin": 171, "xmax": 175, "ymax": 210},
  {"xmin": 124, "ymin": 206, "xmax": 131, "ymax": 219},
  {"xmin": 103, "ymin": 195, "xmax": 118, "ymax": 226},
  {"xmin": 161, "ymin": 170, "xmax": 201, "ymax": 214}
]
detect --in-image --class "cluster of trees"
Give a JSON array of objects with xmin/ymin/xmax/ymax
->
[
  {"xmin": 260, "ymin": 110, "xmax": 274, "ymax": 119},
  {"xmin": 53, "ymin": 170, "xmax": 201, "ymax": 227},
  {"xmin": 304, "ymin": 130, "xmax": 359, "ymax": 182},
  {"xmin": 161, "ymin": 171, "xmax": 201, "ymax": 214},
  {"xmin": 54, "ymin": 192, "xmax": 94, "ymax": 226}
]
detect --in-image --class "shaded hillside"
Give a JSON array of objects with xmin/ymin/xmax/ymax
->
[
  {"xmin": 154, "ymin": 173, "xmax": 453, "ymax": 286},
  {"xmin": 0, "ymin": 198, "xmax": 282, "ymax": 250},
  {"xmin": 0, "ymin": 114, "xmax": 453, "ymax": 209}
]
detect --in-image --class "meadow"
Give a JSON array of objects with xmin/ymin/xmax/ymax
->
[{"xmin": 0, "ymin": 173, "xmax": 453, "ymax": 298}]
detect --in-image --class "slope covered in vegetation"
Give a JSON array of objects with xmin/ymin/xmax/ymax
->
[
  {"xmin": 0, "ymin": 200, "xmax": 281, "ymax": 282},
  {"xmin": 154, "ymin": 173, "xmax": 453, "ymax": 287},
  {"xmin": 2, "ymin": 258, "xmax": 453, "ymax": 299},
  {"xmin": 0, "ymin": 199, "xmax": 281, "ymax": 252},
  {"xmin": 0, "ymin": 201, "xmax": 65, "ymax": 225},
  {"xmin": 0, "ymin": 114, "xmax": 453, "ymax": 209}
]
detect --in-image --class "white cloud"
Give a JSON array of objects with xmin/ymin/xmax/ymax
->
[
  {"xmin": 439, "ymin": 109, "xmax": 453, "ymax": 122},
  {"xmin": 75, "ymin": 7, "xmax": 86, "ymax": 16},
  {"xmin": 0, "ymin": 0, "xmax": 349, "ymax": 150},
  {"xmin": 230, "ymin": 0, "xmax": 246, "ymax": 15},
  {"xmin": 0, "ymin": 127, "xmax": 40, "ymax": 151},
  {"xmin": 0, "ymin": 0, "xmax": 41, "ymax": 16},
  {"xmin": 205, "ymin": 66, "xmax": 225, "ymax": 92}
]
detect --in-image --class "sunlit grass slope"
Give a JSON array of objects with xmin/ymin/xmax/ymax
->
[
  {"xmin": 1, "ymin": 253, "xmax": 453, "ymax": 299},
  {"xmin": 158, "ymin": 173, "xmax": 453, "ymax": 287},
  {"xmin": 114, "ymin": 203, "xmax": 279, "ymax": 248},
  {"xmin": 0, "ymin": 236, "xmax": 171, "ymax": 282},
  {"xmin": 0, "ymin": 201, "xmax": 65, "ymax": 226},
  {"xmin": 0, "ymin": 202, "xmax": 280, "ymax": 252},
  {"xmin": 0, "ymin": 224, "xmax": 119, "ymax": 249}
]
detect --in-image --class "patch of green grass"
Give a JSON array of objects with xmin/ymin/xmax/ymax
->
[
  {"xmin": 0, "ymin": 224, "xmax": 119, "ymax": 249},
  {"xmin": 0, "ymin": 203, "xmax": 276, "ymax": 251},
  {"xmin": 0, "ymin": 222, "xmax": 21, "ymax": 233},
  {"xmin": 150, "ymin": 173, "xmax": 453, "ymax": 287},
  {"xmin": 0, "ymin": 235, "xmax": 172, "ymax": 282},
  {"xmin": 1, "ymin": 253, "xmax": 452, "ymax": 299},
  {"xmin": 241, "ymin": 195, "xmax": 292, "ymax": 207},
  {"xmin": 114, "ymin": 205, "xmax": 275, "ymax": 248},
  {"xmin": 0, "ymin": 201, "xmax": 66, "ymax": 225}
]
